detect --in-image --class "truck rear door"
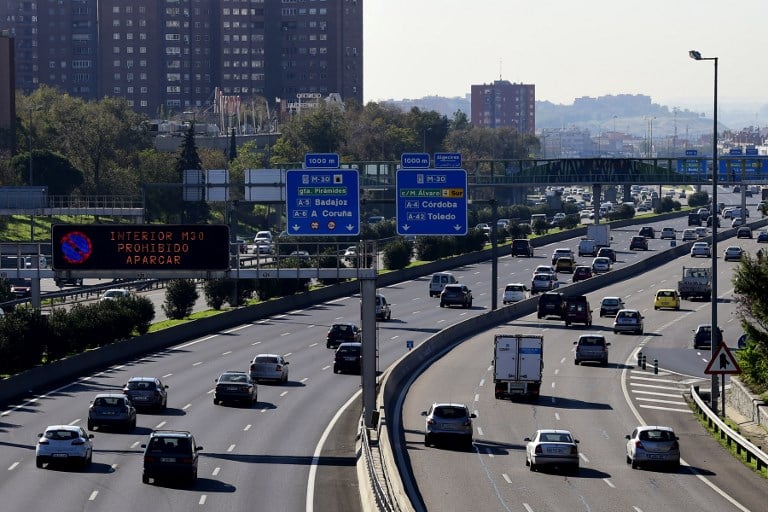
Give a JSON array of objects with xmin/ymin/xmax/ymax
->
[
  {"xmin": 494, "ymin": 337, "xmax": 519, "ymax": 379},
  {"xmin": 518, "ymin": 337, "xmax": 542, "ymax": 379}
]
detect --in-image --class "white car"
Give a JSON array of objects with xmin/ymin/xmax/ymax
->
[
  {"xmin": 249, "ymin": 354, "xmax": 289, "ymax": 383},
  {"xmin": 613, "ymin": 309, "xmax": 644, "ymax": 335},
  {"xmin": 525, "ymin": 429, "xmax": 580, "ymax": 473},
  {"xmin": 533, "ymin": 265, "xmax": 556, "ymax": 277},
  {"xmin": 695, "ymin": 226, "xmax": 708, "ymax": 238},
  {"xmin": 731, "ymin": 217, "xmax": 744, "ymax": 227},
  {"xmin": 250, "ymin": 231, "xmax": 274, "ymax": 254},
  {"xmin": 690, "ymin": 242, "xmax": 711, "ymax": 258},
  {"xmin": 681, "ymin": 229, "xmax": 698, "ymax": 242},
  {"xmin": 502, "ymin": 283, "xmax": 529, "ymax": 304},
  {"xmin": 591, "ymin": 256, "xmax": 611, "ymax": 273},
  {"xmin": 36, "ymin": 425, "xmax": 93, "ymax": 469},
  {"xmin": 660, "ymin": 227, "xmax": 676, "ymax": 240},
  {"xmin": 531, "ymin": 273, "xmax": 558, "ymax": 294},
  {"xmin": 343, "ymin": 246, "xmax": 357, "ymax": 262},
  {"xmin": 625, "ymin": 425, "xmax": 680, "ymax": 470},
  {"xmin": 99, "ymin": 288, "xmax": 130, "ymax": 301},
  {"xmin": 375, "ymin": 294, "xmax": 392, "ymax": 320}
]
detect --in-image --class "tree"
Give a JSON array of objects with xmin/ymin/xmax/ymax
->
[
  {"xmin": 174, "ymin": 124, "xmax": 210, "ymax": 223},
  {"xmin": 733, "ymin": 256, "xmax": 768, "ymax": 392},
  {"xmin": 10, "ymin": 149, "xmax": 84, "ymax": 194},
  {"xmin": 162, "ymin": 279, "xmax": 199, "ymax": 320}
]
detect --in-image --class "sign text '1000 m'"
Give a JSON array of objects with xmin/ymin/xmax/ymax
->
[{"xmin": 51, "ymin": 224, "xmax": 231, "ymax": 271}]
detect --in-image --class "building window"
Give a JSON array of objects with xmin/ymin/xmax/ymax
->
[
  {"xmin": 113, "ymin": 59, "xmax": 120, "ymax": 67},
  {"xmin": 113, "ymin": 87, "xmax": 121, "ymax": 94}
]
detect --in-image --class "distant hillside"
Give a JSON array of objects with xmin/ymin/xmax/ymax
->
[{"xmin": 380, "ymin": 93, "xmax": 766, "ymax": 138}]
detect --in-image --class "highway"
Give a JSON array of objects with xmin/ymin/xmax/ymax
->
[
  {"xmin": 401, "ymin": 234, "xmax": 768, "ymax": 506},
  {"xmin": 0, "ymin": 187, "xmax": 760, "ymax": 511}
]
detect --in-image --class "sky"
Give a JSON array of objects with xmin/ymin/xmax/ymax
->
[{"xmin": 364, "ymin": 0, "xmax": 767, "ymax": 115}]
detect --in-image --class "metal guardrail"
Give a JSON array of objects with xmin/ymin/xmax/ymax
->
[
  {"xmin": 690, "ymin": 385, "xmax": 768, "ymax": 472},
  {"xmin": 360, "ymin": 419, "xmax": 397, "ymax": 512}
]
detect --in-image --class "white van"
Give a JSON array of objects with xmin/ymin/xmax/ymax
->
[
  {"xmin": 429, "ymin": 272, "xmax": 457, "ymax": 297},
  {"xmin": 578, "ymin": 239, "xmax": 598, "ymax": 257}
]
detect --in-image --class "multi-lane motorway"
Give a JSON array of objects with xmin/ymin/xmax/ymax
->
[{"xmin": 0, "ymin": 188, "xmax": 762, "ymax": 511}]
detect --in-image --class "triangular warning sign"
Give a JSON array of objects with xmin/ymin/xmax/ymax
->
[{"xmin": 704, "ymin": 342, "xmax": 742, "ymax": 375}]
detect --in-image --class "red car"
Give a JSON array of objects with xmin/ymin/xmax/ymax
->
[{"xmin": 572, "ymin": 266, "xmax": 593, "ymax": 282}]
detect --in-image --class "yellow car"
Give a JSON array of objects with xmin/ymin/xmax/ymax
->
[
  {"xmin": 654, "ymin": 289, "xmax": 680, "ymax": 310},
  {"xmin": 555, "ymin": 256, "xmax": 575, "ymax": 273}
]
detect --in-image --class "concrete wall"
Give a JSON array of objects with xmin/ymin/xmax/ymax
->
[{"xmin": 727, "ymin": 377, "xmax": 768, "ymax": 428}]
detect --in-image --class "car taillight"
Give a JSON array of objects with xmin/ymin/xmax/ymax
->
[
  {"xmin": 535, "ymin": 445, "xmax": 543, "ymax": 454},
  {"xmin": 144, "ymin": 456, "xmax": 157, "ymax": 463},
  {"xmin": 634, "ymin": 440, "xmax": 644, "ymax": 450},
  {"xmin": 180, "ymin": 458, "xmax": 194, "ymax": 464},
  {"xmin": 463, "ymin": 420, "xmax": 472, "ymax": 427},
  {"xmin": 570, "ymin": 445, "xmax": 578, "ymax": 455},
  {"xmin": 427, "ymin": 419, "xmax": 436, "ymax": 426},
  {"xmin": 72, "ymin": 439, "xmax": 85, "ymax": 446},
  {"xmin": 275, "ymin": 365, "xmax": 283, "ymax": 371},
  {"xmin": 38, "ymin": 439, "xmax": 49, "ymax": 445}
]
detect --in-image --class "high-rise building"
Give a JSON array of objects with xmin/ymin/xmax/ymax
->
[
  {"xmin": 0, "ymin": 0, "xmax": 363, "ymax": 117},
  {"xmin": 471, "ymin": 80, "xmax": 535, "ymax": 134},
  {"xmin": 0, "ymin": 33, "xmax": 16, "ymax": 153}
]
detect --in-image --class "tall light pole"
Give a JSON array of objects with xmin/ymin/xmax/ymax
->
[
  {"xmin": 27, "ymin": 105, "xmax": 41, "ymax": 241},
  {"xmin": 689, "ymin": 49, "xmax": 719, "ymax": 414}
]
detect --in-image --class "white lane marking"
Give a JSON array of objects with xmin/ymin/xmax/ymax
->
[
  {"xmin": 437, "ymin": 319, "xmax": 446, "ymax": 323},
  {"xmin": 155, "ymin": 421, "xmax": 166, "ymax": 429},
  {"xmin": 224, "ymin": 324, "xmax": 249, "ymax": 333},
  {"xmin": 212, "ymin": 467, "xmax": 221, "ymax": 476},
  {"xmin": 207, "ymin": 389, "xmax": 215, "ymax": 394},
  {"xmin": 283, "ymin": 352, "xmax": 293, "ymax": 357},
  {"xmin": 131, "ymin": 441, "xmax": 140, "ymax": 449},
  {"xmin": 309, "ymin": 342, "xmax": 319, "ymax": 347},
  {"xmin": 486, "ymin": 448, "xmax": 494, "ymax": 458},
  {"xmin": 111, "ymin": 463, "xmax": 118, "ymax": 471},
  {"xmin": 183, "ymin": 403, "xmax": 192, "ymax": 410},
  {"xmin": 502, "ymin": 473, "xmax": 512, "ymax": 484},
  {"xmin": 412, "ymin": 310, "xmax": 422, "ymax": 315},
  {"xmin": 308, "ymin": 324, "xmax": 316, "ymax": 328},
  {"xmin": 280, "ymin": 332, "xmax": 291, "ymax": 337},
  {"xmin": 244, "ymin": 424, "xmax": 252, "ymax": 431},
  {"xmin": 629, "ymin": 382, "xmax": 683, "ymax": 391},
  {"xmin": 479, "ymin": 379, "xmax": 485, "ymax": 387},
  {"xmin": 280, "ymin": 391, "xmax": 289, "ymax": 397},
  {"xmin": 579, "ymin": 453, "xmax": 590, "ymax": 463},
  {"xmin": 222, "ymin": 351, "xmax": 232, "ymax": 356},
  {"xmin": 638, "ymin": 404, "xmax": 693, "ymax": 413},
  {"xmin": 176, "ymin": 334, "xmax": 218, "ymax": 349},
  {"xmin": 227, "ymin": 444, "xmax": 236, "ymax": 452},
  {"xmin": 477, "ymin": 427, "xmax": 484, "ymax": 436},
  {"xmin": 554, "ymin": 412, "xmax": 560, "ymax": 421},
  {"xmin": 474, "ymin": 394, "xmax": 480, "ymax": 402},
  {"xmin": 551, "ymin": 382, "xmax": 556, "ymax": 389},
  {"xmin": 553, "ymin": 369, "xmax": 560, "ymax": 376},
  {"xmin": 88, "ymin": 491, "xmax": 98, "ymax": 501},
  {"xmin": 192, "ymin": 361, "xmax": 203, "ymax": 366},
  {"xmin": 633, "ymin": 507, "xmax": 644, "ymax": 512},
  {"xmin": 260, "ymin": 408, "xmax": 268, "ymax": 413},
  {"xmin": 301, "ymin": 378, "xmax": 309, "ymax": 383},
  {"xmin": 199, "ymin": 495, "xmax": 207, "ymax": 505},
  {"xmin": 334, "ymin": 316, "xmax": 344, "ymax": 320},
  {"xmin": 391, "ymin": 335, "xmax": 400, "ymax": 340},
  {"xmin": 8, "ymin": 462, "xmax": 18, "ymax": 471},
  {"xmin": 523, "ymin": 504, "xmax": 534, "ymax": 512},
  {"xmin": 252, "ymin": 341, "xmax": 262, "ymax": 346},
  {"xmin": 629, "ymin": 375, "xmax": 682, "ymax": 384},
  {"xmin": 560, "ymin": 357, "xmax": 566, "ymax": 364},
  {"xmin": 636, "ymin": 397, "xmax": 687, "ymax": 405},
  {"xmin": 69, "ymin": 419, "xmax": 81, "ymax": 425},
  {"xmin": 603, "ymin": 478, "xmax": 616, "ymax": 488},
  {"xmin": 322, "ymin": 365, "xmax": 331, "ymax": 371},
  {"xmin": 162, "ymin": 373, "xmax": 173, "ymax": 378},
  {"xmin": 631, "ymin": 390, "xmax": 683, "ymax": 398}
]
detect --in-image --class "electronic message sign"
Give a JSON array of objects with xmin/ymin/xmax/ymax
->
[{"xmin": 51, "ymin": 224, "xmax": 230, "ymax": 271}]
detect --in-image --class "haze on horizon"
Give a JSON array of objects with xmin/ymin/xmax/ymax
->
[{"xmin": 364, "ymin": 0, "xmax": 767, "ymax": 115}]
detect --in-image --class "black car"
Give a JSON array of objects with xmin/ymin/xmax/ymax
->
[
  {"xmin": 333, "ymin": 342, "xmax": 362, "ymax": 374},
  {"xmin": 537, "ymin": 292, "xmax": 565, "ymax": 320},
  {"xmin": 596, "ymin": 247, "xmax": 616, "ymax": 262},
  {"xmin": 706, "ymin": 215, "xmax": 720, "ymax": 228},
  {"xmin": 439, "ymin": 284, "xmax": 473, "ymax": 308},
  {"xmin": 639, "ymin": 226, "xmax": 655, "ymax": 238},
  {"xmin": 629, "ymin": 236, "xmax": 648, "ymax": 251},
  {"xmin": 511, "ymin": 239, "xmax": 534, "ymax": 257},
  {"xmin": 687, "ymin": 212, "xmax": 701, "ymax": 226},
  {"xmin": 757, "ymin": 230, "xmax": 768, "ymax": 243},
  {"xmin": 142, "ymin": 430, "xmax": 203, "ymax": 486},
  {"xmin": 213, "ymin": 371, "xmax": 258, "ymax": 405},
  {"xmin": 692, "ymin": 324, "xmax": 723, "ymax": 349},
  {"xmin": 326, "ymin": 323, "xmax": 362, "ymax": 349}
]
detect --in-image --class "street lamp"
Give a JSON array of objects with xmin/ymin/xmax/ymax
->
[
  {"xmin": 27, "ymin": 104, "xmax": 41, "ymax": 241},
  {"xmin": 689, "ymin": 49, "xmax": 720, "ymax": 414}
]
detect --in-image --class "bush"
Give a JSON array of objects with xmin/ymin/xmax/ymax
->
[
  {"xmin": 203, "ymin": 279, "xmax": 231, "ymax": 310},
  {"xmin": 654, "ymin": 197, "xmax": 681, "ymax": 214},
  {"xmin": 606, "ymin": 204, "xmax": 635, "ymax": 221},
  {"xmin": 532, "ymin": 218, "xmax": 549, "ymax": 235},
  {"xmin": 559, "ymin": 215, "xmax": 580, "ymax": 230},
  {"xmin": 687, "ymin": 191, "xmax": 710, "ymax": 208},
  {"xmin": 383, "ymin": 238, "xmax": 412, "ymax": 270},
  {"xmin": 162, "ymin": 279, "xmax": 199, "ymax": 320}
]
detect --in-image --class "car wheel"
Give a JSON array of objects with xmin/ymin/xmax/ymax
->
[
  {"xmin": 162, "ymin": 398, "xmax": 168, "ymax": 411},
  {"xmin": 36, "ymin": 457, "xmax": 43, "ymax": 468},
  {"xmin": 675, "ymin": 306, "xmax": 680, "ymax": 311},
  {"xmin": 602, "ymin": 358, "xmax": 608, "ymax": 366},
  {"xmin": 626, "ymin": 455, "xmax": 632, "ymax": 464},
  {"xmin": 614, "ymin": 330, "xmax": 618, "ymax": 334},
  {"xmin": 631, "ymin": 459, "xmax": 638, "ymax": 469},
  {"xmin": 565, "ymin": 321, "xmax": 570, "ymax": 327},
  {"xmin": 570, "ymin": 464, "xmax": 579, "ymax": 475},
  {"xmin": 529, "ymin": 461, "xmax": 536, "ymax": 472},
  {"xmin": 87, "ymin": 420, "xmax": 94, "ymax": 431},
  {"xmin": 638, "ymin": 330, "xmax": 644, "ymax": 335},
  {"xmin": 129, "ymin": 418, "xmax": 136, "ymax": 431},
  {"xmin": 468, "ymin": 301, "xmax": 473, "ymax": 308},
  {"xmin": 334, "ymin": 366, "xmax": 340, "ymax": 374},
  {"xmin": 213, "ymin": 398, "xmax": 219, "ymax": 405},
  {"xmin": 439, "ymin": 302, "xmax": 445, "ymax": 308},
  {"xmin": 424, "ymin": 434, "xmax": 431, "ymax": 447},
  {"xmin": 574, "ymin": 359, "xmax": 579, "ymax": 365},
  {"xmin": 142, "ymin": 473, "xmax": 150, "ymax": 484}
]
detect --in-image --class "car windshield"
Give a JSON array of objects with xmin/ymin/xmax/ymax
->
[
  {"xmin": 541, "ymin": 432, "xmax": 573, "ymax": 443},
  {"xmin": 639, "ymin": 430, "xmax": 675, "ymax": 442},
  {"xmin": 433, "ymin": 406, "xmax": 468, "ymax": 419}
]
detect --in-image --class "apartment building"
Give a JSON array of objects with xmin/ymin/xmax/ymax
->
[
  {"xmin": 471, "ymin": 79, "xmax": 535, "ymax": 134},
  {"xmin": 0, "ymin": 0, "xmax": 363, "ymax": 117}
]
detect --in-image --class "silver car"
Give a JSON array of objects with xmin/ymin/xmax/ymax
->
[
  {"xmin": 422, "ymin": 402, "xmax": 476, "ymax": 448},
  {"xmin": 123, "ymin": 377, "xmax": 168, "ymax": 411},
  {"xmin": 613, "ymin": 309, "xmax": 644, "ymax": 335},
  {"xmin": 249, "ymin": 354, "xmax": 290, "ymax": 383},
  {"xmin": 36, "ymin": 425, "xmax": 94, "ymax": 469},
  {"xmin": 87, "ymin": 393, "xmax": 137, "ymax": 431},
  {"xmin": 525, "ymin": 429, "xmax": 580, "ymax": 473},
  {"xmin": 626, "ymin": 425, "xmax": 680, "ymax": 469}
]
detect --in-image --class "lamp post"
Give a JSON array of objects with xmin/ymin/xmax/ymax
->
[
  {"xmin": 27, "ymin": 105, "xmax": 41, "ymax": 241},
  {"xmin": 689, "ymin": 49, "xmax": 719, "ymax": 414}
]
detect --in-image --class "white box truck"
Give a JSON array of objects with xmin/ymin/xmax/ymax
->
[
  {"xmin": 493, "ymin": 334, "xmax": 543, "ymax": 400},
  {"xmin": 586, "ymin": 224, "xmax": 611, "ymax": 247}
]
